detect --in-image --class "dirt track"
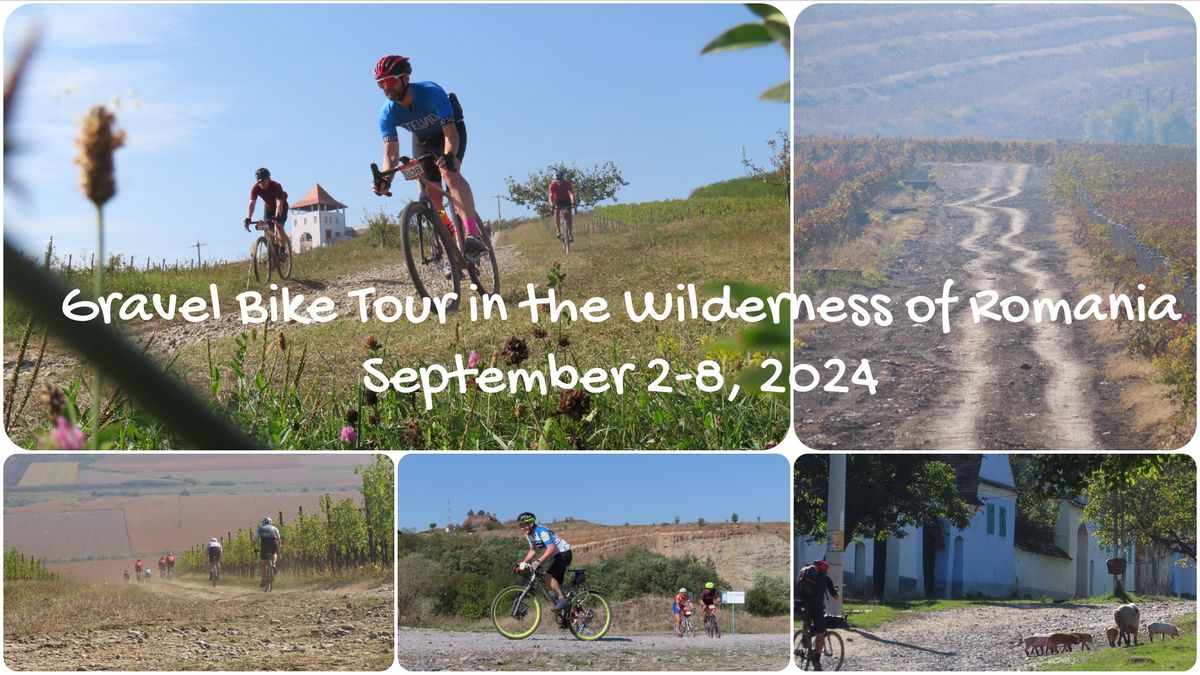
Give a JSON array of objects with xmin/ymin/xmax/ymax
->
[
  {"xmin": 826, "ymin": 598, "xmax": 1196, "ymax": 671},
  {"xmin": 795, "ymin": 162, "xmax": 1151, "ymax": 450},
  {"xmin": 3, "ymin": 577, "xmax": 394, "ymax": 671},
  {"xmin": 398, "ymin": 627, "xmax": 789, "ymax": 671}
]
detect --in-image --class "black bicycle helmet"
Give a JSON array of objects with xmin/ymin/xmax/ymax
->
[
  {"xmin": 517, "ymin": 511, "xmax": 536, "ymax": 524},
  {"xmin": 255, "ymin": 167, "xmax": 270, "ymax": 181}
]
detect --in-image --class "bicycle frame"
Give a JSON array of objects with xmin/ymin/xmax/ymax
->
[{"xmin": 372, "ymin": 156, "xmax": 473, "ymax": 268}]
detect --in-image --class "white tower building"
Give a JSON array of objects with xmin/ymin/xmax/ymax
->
[{"xmin": 290, "ymin": 184, "xmax": 349, "ymax": 253}]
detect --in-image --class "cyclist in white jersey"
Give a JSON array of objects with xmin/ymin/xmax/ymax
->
[{"xmin": 516, "ymin": 511, "xmax": 572, "ymax": 611}]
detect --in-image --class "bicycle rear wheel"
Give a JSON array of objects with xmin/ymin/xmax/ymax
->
[
  {"xmin": 490, "ymin": 586, "xmax": 541, "ymax": 639},
  {"xmin": 278, "ymin": 238, "xmax": 293, "ymax": 279},
  {"xmin": 401, "ymin": 201, "xmax": 461, "ymax": 311},
  {"xmin": 252, "ymin": 237, "xmax": 270, "ymax": 283},
  {"xmin": 465, "ymin": 229, "xmax": 500, "ymax": 298},
  {"xmin": 567, "ymin": 591, "xmax": 611, "ymax": 641}
]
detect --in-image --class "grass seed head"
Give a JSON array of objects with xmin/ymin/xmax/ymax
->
[
  {"xmin": 74, "ymin": 105, "xmax": 125, "ymax": 207},
  {"xmin": 40, "ymin": 383, "xmax": 67, "ymax": 421},
  {"xmin": 363, "ymin": 334, "xmax": 382, "ymax": 351}
]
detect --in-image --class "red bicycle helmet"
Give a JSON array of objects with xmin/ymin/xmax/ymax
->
[
  {"xmin": 375, "ymin": 55, "xmax": 411, "ymax": 80},
  {"xmin": 814, "ymin": 560, "xmax": 830, "ymax": 572}
]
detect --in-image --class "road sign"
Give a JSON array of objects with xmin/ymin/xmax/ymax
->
[{"xmin": 722, "ymin": 591, "xmax": 745, "ymax": 604}]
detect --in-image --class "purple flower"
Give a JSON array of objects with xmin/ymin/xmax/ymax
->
[
  {"xmin": 339, "ymin": 426, "xmax": 358, "ymax": 444},
  {"xmin": 38, "ymin": 416, "xmax": 86, "ymax": 450},
  {"xmin": 467, "ymin": 350, "xmax": 483, "ymax": 369}
]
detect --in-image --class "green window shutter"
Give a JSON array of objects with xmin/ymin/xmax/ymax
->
[
  {"xmin": 987, "ymin": 504, "xmax": 995, "ymax": 535},
  {"xmin": 999, "ymin": 506, "xmax": 1007, "ymax": 538}
]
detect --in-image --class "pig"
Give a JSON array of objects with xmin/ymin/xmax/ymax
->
[
  {"xmin": 1047, "ymin": 632, "xmax": 1081, "ymax": 653},
  {"xmin": 1148, "ymin": 622, "xmax": 1180, "ymax": 642},
  {"xmin": 1069, "ymin": 632, "xmax": 1094, "ymax": 650},
  {"xmin": 1114, "ymin": 603, "xmax": 1140, "ymax": 646},
  {"xmin": 1024, "ymin": 634, "xmax": 1051, "ymax": 656},
  {"xmin": 1106, "ymin": 626, "xmax": 1119, "ymax": 647}
]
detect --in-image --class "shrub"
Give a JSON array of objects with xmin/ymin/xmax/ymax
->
[{"xmin": 745, "ymin": 572, "xmax": 789, "ymax": 616}]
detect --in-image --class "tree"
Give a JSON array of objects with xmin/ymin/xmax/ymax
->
[
  {"xmin": 674, "ymin": 515, "xmax": 680, "ymax": 525},
  {"xmin": 698, "ymin": 517, "xmax": 706, "ymax": 527},
  {"xmin": 701, "ymin": 4, "xmax": 789, "ymax": 102},
  {"xmin": 742, "ymin": 130, "xmax": 790, "ymax": 186},
  {"xmin": 794, "ymin": 455, "xmax": 973, "ymax": 542},
  {"xmin": 428, "ymin": 522, "xmax": 438, "ymax": 531},
  {"xmin": 731, "ymin": 513, "xmax": 739, "ymax": 524},
  {"xmin": 362, "ymin": 207, "xmax": 399, "ymax": 247},
  {"xmin": 504, "ymin": 161, "xmax": 628, "ymax": 218}
]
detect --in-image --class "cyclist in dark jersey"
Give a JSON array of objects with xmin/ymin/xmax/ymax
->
[
  {"xmin": 244, "ymin": 167, "xmax": 293, "ymax": 255},
  {"xmin": 371, "ymin": 55, "xmax": 485, "ymax": 255},
  {"xmin": 257, "ymin": 516, "xmax": 281, "ymax": 587},
  {"xmin": 700, "ymin": 581, "xmax": 721, "ymax": 617}
]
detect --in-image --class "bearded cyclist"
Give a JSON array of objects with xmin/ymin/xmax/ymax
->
[
  {"xmin": 547, "ymin": 170, "xmax": 576, "ymax": 242},
  {"xmin": 515, "ymin": 512, "xmax": 572, "ymax": 612},
  {"xmin": 244, "ymin": 168, "xmax": 293, "ymax": 255},
  {"xmin": 256, "ymin": 516, "xmax": 281, "ymax": 587},
  {"xmin": 372, "ymin": 55, "xmax": 485, "ymax": 255}
]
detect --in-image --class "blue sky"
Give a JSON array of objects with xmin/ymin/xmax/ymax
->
[
  {"xmin": 3, "ymin": 3, "xmax": 787, "ymax": 264},
  {"xmin": 396, "ymin": 453, "xmax": 789, "ymax": 530}
]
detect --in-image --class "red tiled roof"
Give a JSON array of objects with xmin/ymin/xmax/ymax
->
[{"xmin": 291, "ymin": 183, "xmax": 347, "ymax": 209}]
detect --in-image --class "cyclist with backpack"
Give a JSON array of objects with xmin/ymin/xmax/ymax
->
[
  {"xmin": 256, "ymin": 516, "xmax": 281, "ymax": 587},
  {"xmin": 796, "ymin": 559, "xmax": 839, "ymax": 670},
  {"xmin": 165, "ymin": 551, "xmax": 176, "ymax": 578},
  {"xmin": 515, "ymin": 511, "xmax": 572, "ymax": 612},
  {"xmin": 372, "ymin": 54, "xmax": 485, "ymax": 255}
]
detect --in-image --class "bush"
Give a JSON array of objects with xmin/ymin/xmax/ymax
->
[
  {"xmin": 397, "ymin": 552, "xmax": 440, "ymax": 621},
  {"xmin": 452, "ymin": 572, "xmax": 491, "ymax": 619},
  {"xmin": 589, "ymin": 547, "xmax": 725, "ymax": 602},
  {"xmin": 745, "ymin": 572, "xmax": 789, "ymax": 616}
]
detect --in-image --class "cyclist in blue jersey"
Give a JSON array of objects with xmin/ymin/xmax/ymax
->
[
  {"xmin": 256, "ymin": 516, "xmax": 281, "ymax": 587},
  {"xmin": 516, "ymin": 511, "xmax": 572, "ymax": 611},
  {"xmin": 371, "ymin": 55, "xmax": 485, "ymax": 255}
]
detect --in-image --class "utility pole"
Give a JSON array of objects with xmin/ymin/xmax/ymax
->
[
  {"xmin": 490, "ymin": 195, "xmax": 504, "ymax": 222},
  {"xmin": 826, "ymin": 454, "xmax": 847, "ymax": 615},
  {"xmin": 193, "ymin": 240, "xmax": 206, "ymax": 267}
]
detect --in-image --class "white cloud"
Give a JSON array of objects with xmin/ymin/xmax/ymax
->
[{"xmin": 5, "ymin": 4, "xmax": 196, "ymax": 50}]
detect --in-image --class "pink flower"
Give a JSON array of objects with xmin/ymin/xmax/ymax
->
[
  {"xmin": 467, "ymin": 350, "xmax": 483, "ymax": 369},
  {"xmin": 339, "ymin": 426, "xmax": 358, "ymax": 444},
  {"xmin": 38, "ymin": 416, "xmax": 86, "ymax": 450}
]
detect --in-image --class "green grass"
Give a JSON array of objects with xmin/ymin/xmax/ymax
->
[
  {"xmin": 1037, "ymin": 614, "xmax": 1196, "ymax": 671},
  {"xmin": 6, "ymin": 185, "xmax": 789, "ymax": 449},
  {"xmin": 690, "ymin": 175, "xmax": 788, "ymax": 199}
]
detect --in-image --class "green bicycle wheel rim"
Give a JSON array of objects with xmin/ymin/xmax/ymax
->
[
  {"xmin": 491, "ymin": 586, "xmax": 541, "ymax": 639},
  {"xmin": 570, "ymin": 592, "xmax": 612, "ymax": 641}
]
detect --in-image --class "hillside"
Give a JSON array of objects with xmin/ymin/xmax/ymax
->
[
  {"xmin": 795, "ymin": 4, "xmax": 1196, "ymax": 141},
  {"xmin": 437, "ymin": 519, "xmax": 789, "ymax": 589}
]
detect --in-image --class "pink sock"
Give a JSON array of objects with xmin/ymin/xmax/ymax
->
[{"xmin": 465, "ymin": 218, "xmax": 482, "ymax": 238}]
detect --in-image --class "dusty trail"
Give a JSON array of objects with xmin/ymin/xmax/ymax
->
[
  {"xmin": 829, "ymin": 599, "xmax": 1195, "ymax": 671},
  {"xmin": 3, "ymin": 577, "xmax": 394, "ymax": 671},
  {"xmin": 795, "ymin": 162, "xmax": 1148, "ymax": 450},
  {"xmin": 398, "ymin": 627, "xmax": 789, "ymax": 671}
]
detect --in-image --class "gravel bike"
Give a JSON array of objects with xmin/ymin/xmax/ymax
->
[
  {"xmin": 794, "ymin": 606, "xmax": 847, "ymax": 671},
  {"xmin": 371, "ymin": 156, "xmax": 499, "ymax": 312},
  {"xmin": 703, "ymin": 605, "xmax": 721, "ymax": 638},
  {"xmin": 490, "ymin": 566, "xmax": 611, "ymax": 641},
  {"xmin": 248, "ymin": 219, "xmax": 292, "ymax": 283},
  {"xmin": 262, "ymin": 558, "xmax": 276, "ymax": 593},
  {"xmin": 553, "ymin": 204, "xmax": 576, "ymax": 254},
  {"xmin": 209, "ymin": 563, "xmax": 219, "ymax": 587},
  {"xmin": 677, "ymin": 607, "xmax": 697, "ymax": 637}
]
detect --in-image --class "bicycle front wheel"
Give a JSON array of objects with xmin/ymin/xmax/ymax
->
[
  {"xmin": 490, "ymin": 586, "xmax": 541, "ymax": 639},
  {"xmin": 568, "ymin": 591, "xmax": 611, "ymax": 641},
  {"xmin": 823, "ymin": 631, "xmax": 844, "ymax": 671},
  {"xmin": 401, "ymin": 202, "xmax": 461, "ymax": 311},
  {"xmin": 252, "ymin": 237, "xmax": 270, "ymax": 283}
]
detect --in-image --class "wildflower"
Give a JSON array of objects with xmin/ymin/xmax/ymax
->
[
  {"xmin": 339, "ymin": 426, "xmax": 358, "ymax": 444},
  {"xmin": 404, "ymin": 418, "xmax": 423, "ymax": 448},
  {"xmin": 41, "ymin": 383, "xmax": 68, "ymax": 421},
  {"xmin": 557, "ymin": 389, "xmax": 591, "ymax": 421},
  {"xmin": 345, "ymin": 408, "xmax": 359, "ymax": 425},
  {"xmin": 74, "ymin": 105, "xmax": 125, "ymax": 207},
  {"xmin": 363, "ymin": 334, "xmax": 381, "ymax": 351},
  {"xmin": 557, "ymin": 335, "xmax": 571, "ymax": 348},
  {"xmin": 502, "ymin": 336, "xmax": 529, "ymax": 365},
  {"xmin": 37, "ymin": 416, "xmax": 86, "ymax": 450},
  {"xmin": 467, "ymin": 350, "xmax": 483, "ymax": 369},
  {"xmin": 364, "ymin": 390, "xmax": 379, "ymax": 406},
  {"xmin": 532, "ymin": 325, "xmax": 549, "ymax": 341}
]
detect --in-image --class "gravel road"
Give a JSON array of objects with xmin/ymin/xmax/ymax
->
[
  {"xmin": 399, "ymin": 627, "xmax": 789, "ymax": 671},
  {"xmin": 829, "ymin": 599, "xmax": 1195, "ymax": 671}
]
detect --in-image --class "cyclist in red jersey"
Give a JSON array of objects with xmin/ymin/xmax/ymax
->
[
  {"xmin": 244, "ymin": 167, "xmax": 293, "ymax": 255},
  {"xmin": 547, "ymin": 171, "xmax": 577, "ymax": 242}
]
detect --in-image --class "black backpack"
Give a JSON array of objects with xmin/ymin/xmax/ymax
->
[{"xmin": 796, "ymin": 565, "xmax": 825, "ymax": 599}]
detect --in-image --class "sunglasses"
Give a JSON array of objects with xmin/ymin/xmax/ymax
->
[{"xmin": 376, "ymin": 76, "xmax": 401, "ymax": 89}]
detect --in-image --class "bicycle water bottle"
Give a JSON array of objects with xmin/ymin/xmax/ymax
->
[{"xmin": 439, "ymin": 210, "xmax": 457, "ymax": 239}]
